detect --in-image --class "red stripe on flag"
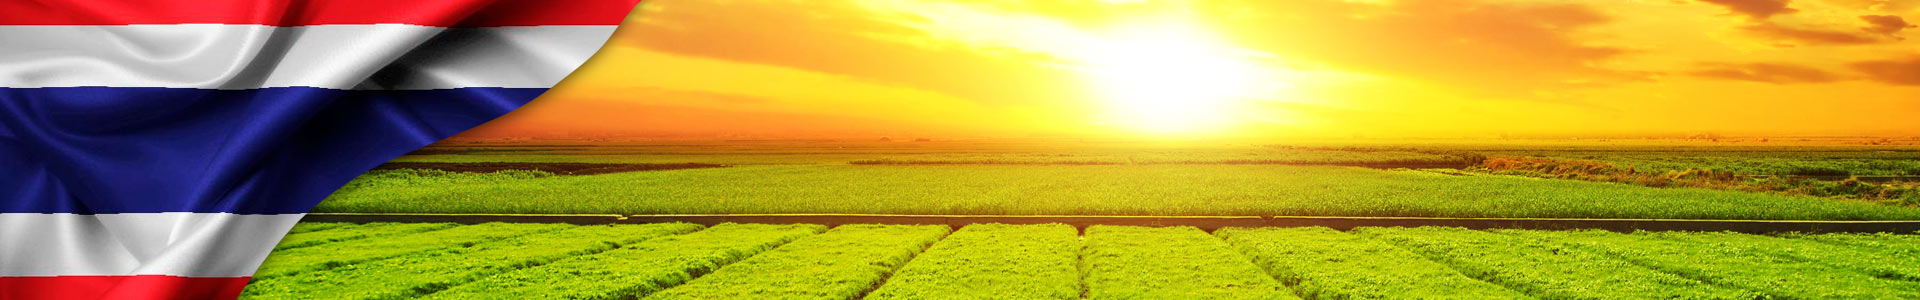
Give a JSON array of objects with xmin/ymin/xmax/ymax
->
[
  {"xmin": 0, "ymin": 0, "xmax": 641, "ymax": 27},
  {"xmin": 0, "ymin": 275, "xmax": 250, "ymax": 300}
]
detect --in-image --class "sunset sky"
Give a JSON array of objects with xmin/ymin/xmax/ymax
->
[{"xmin": 470, "ymin": 0, "xmax": 1920, "ymax": 139}]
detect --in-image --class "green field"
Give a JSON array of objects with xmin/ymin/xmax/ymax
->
[
  {"xmin": 317, "ymin": 164, "xmax": 1914, "ymax": 219},
  {"xmin": 247, "ymin": 222, "xmax": 1920, "ymax": 299},
  {"xmin": 1082, "ymin": 226, "xmax": 1295, "ymax": 299},
  {"xmin": 313, "ymin": 139, "xmax": 1920, "ymax": 220},
  {"xmin": 420, "ymin": 223, "xmax": 822, "ymax": 299},
  {"xmin": 643, "ymin": 224, "xmax": 949, "ymax": 299},
  {"xmin": 866, "ymin": 223, "xmax": 1082, "ymax": 300},
  {"xmin": 284, "ymin": 139, "xmax": 1920, "ymax": 297}
]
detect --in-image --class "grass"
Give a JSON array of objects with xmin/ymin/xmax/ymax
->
[
  {"xmin": 251, "ymin": 223, "xmax": 571, "ymax": 279},
  {"xmin": 271, "ymin": 222, "xmax": 456, "ymax": 251},
  {"xmin": 1266, "ymin": 138, "xmax": 1920, "ymax": 176},
  {"xmin": 1648, "ymin": 231, "xmax": 1920, "ymax": 282},
  {"xmin": 1082, "ymin": 226, "xmax": 1297, "ymax": 300},
  {"xmin": 418, "ymin": 223, "xmax": 824, "ymax": 300},
  {"xmin": 1216, "ymin": 226, "xmax": 1530, "ymax": 299},
  {"xmin": 1476, "ymin": 157, "xmax": 1920, "ymax": 206},
  {"xmin": 254, "ymin": 223, "xmax": 1920, "ymax": 299},
  {"xmin": 1353, "ymin": 227, "xmax": 1760, "ymax": 299},
  {"xmin": 1786, "ymin": 232, "xmax": 1920, "ymax": 258},
  {"xmin": 642, "ymin": 224, "xmax": 950, "ymax": 300},
  {"xmin": 1478, "ymin": 147, "xmax": 1920, "ymax": 176},
  {"xmin": 316, "ymin": 164, "xmax": 1920, "ymax": 220},
  {"xmin": 866, "ymin": 223, "xmax": 1083, "ymax": 300},
  {"xmin": 326, "ymin": 139, "xmax": 1920, "ymax": 219},
  {"xmin": 1501, "ymin": 229, "xmax": 1920, "ymax": 299},
  {"xmin": 242, "ymin": 223, "xmax": 703, "ymax": 300}
]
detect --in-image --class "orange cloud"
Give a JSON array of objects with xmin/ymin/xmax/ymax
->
[
  {"xmin": 1850, "ymin": 55, "xmax": 1920, "ymax": 85},
  {"xmin": 1860, "ymin": 15, "xmax": 1914, "ymax": 36},
  {"xmin": 1695, "ymin": 0, "xmax": 1797, "ymax": 19},
  {"xmin": 1688, "ymin": 62, "xmax": 1840, "ymax": 83},
  {"xmin": 1745, "ymin": 22, "xmax": 1886, "ymax": 45}
]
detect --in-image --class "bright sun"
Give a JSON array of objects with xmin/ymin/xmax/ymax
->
[{"xmin": 1080, "ymin": 23, "xmax": 1273, "ymax": 135}]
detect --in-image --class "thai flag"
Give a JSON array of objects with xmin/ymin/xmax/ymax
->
[{"xmin": 0, "ymin": 1, "xmax": 638, "ymax": 298}]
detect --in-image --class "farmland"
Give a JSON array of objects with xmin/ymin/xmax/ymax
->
[
  {"xmin": 1501, "ymin": 229, "xmax": 1920, "ymax": 298},
  {"xmin": 277, "ymin": 139, "xmax": 1920, "ymax": 298},
  {"xmin": 312, "ymin": 139, "xmax": 1920, "ymax": 220},
  {"xmin": 1218, "ymin": 227, "xmax": 1529, "ymax": 299},
  {"xmin": 251, "ymin": 223, "xmax": 573, "ymax": 279},
  {"xmin": 419, "ymin": 223, "xmax": 822, "ymax": 299},
  {"xmin": 243, "ymin": 223, "xmax": 704, "ymax": 299},
  {"xmin": 246, "ymin": 222, "xmax": 1920, "ymax": 299},
  {"xmin": 642, "ymin": 224, "xmax": 949, "ymax": 299},
  {"xmin": 867, "ymin": 223, "xmax": 1082, "ymax": 300},
  {"xmin": 1350, "ymin": 227, "xmax": 1759, "ymax": 299},
  {"xmin": 1082, "ymin": 226, "xmax": 1295, "ymax": 299}
]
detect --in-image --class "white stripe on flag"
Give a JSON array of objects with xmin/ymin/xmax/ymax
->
[
  {"xmin": 0, "ymin": 213, "xmax": 304, "ymax": 277},
  {"xmin": 0, "ymin": 24, "xmax": 615, "ymax": 90}
]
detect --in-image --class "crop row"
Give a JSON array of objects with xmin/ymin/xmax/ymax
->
[
  {"xmin": 866, "ymin": 223, "xmax": 1083, "ymax": 300},
  {"xmin": 1084, "ymin": 226, "xmax": 1297, "ymax": 299},
  {"xmin": 252, "ymin": 223, "xmax": 1920, "ymax": 299},
  {"xmin": 643, "ymin": 224, "xmax": 950, "ymax": 299},
  {"xmin": 1218, "ymin": 227, "xmax": 1528, "ymax": 299},
  {"xmin": 1652, "ymin": 231, "xmax": 1920, "ymax": 282},
  {"xmin": 252, "ymin": 223, "xmax": 572, "ymax": 279},
  {"xmin": 245, "ymin": 223, "xmax": 703, "ymax": 299},
  {"xmin": 1351, "ymin": 227, "xmax": 1757, "ymax": 299},
  {"xmin": 422, "ymin": 223, "xmax": 824, "ymax": 299},
  {"xmin": 1505, "ymin": 230, "xmax": 1920, "ymax": 299},
  {"xmin": 1787, "ymin": 231, "xmax": 1920, "ymax": 258},
  {"xmin": 272, "ymin": 222, "xmax": 456, "ymax": 251}
]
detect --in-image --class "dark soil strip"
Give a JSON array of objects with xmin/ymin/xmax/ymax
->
[
  {"xmin": 301, "ymin": 214, "xmax": 1920, "ymax": 234},
  {"xmin": 371, "ymin": 162, "xmax": 728, "ymax": 175}
]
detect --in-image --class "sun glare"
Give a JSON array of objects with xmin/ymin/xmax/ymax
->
[{"xmin": 1080, "ymin": 23, "xmax": 1273, "ymax": 135}]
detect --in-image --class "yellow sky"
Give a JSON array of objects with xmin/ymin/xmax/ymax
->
[{"xmin": 475, "ymin": 0, "xmax": 1920, "ymax": 139}]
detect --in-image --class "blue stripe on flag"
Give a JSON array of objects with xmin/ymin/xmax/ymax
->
[{"xmin": 0, "ymin": 87, "xmax": 542, "ymax": 214}]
